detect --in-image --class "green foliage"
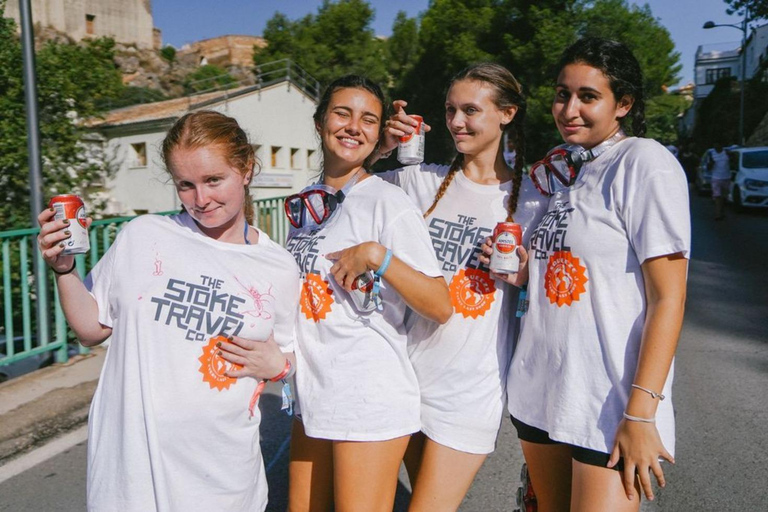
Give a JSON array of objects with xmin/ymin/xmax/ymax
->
[
  {"xmin": 183, "ymin": 64, "xmax": 237, "ymax": 94},
  {"xmin": 0, "ymin": 13, "xmax": 123, "ymax": 230},
  {"xmin": 254, "ymin": 0, "xmax": 388, "ymax": 86},
  {"xmin": 96, "ymin": 86, "xmax": 167, "ymax": 111},
  {"xmin": 160, "ymin": 45, "xmax": 176, "ymax": 63},
  {"xmin": 724, "ymin": 0, "xmax": 768, "ymax": 19},
  {"xmin": 385, "ymin": 12, "xmax": 420, "ymax": 88},
  {"xmin": 644, "ymin": 93, "xmax": 689, "ymax": 143},
  {"xmin": 692, "ymin": 76, "xmax": 768, "ymax": 153}
]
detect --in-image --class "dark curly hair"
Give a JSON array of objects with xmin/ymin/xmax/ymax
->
[
  {"xmin": 555, "ymin": 37, "xmax": 646, "ymax": 137},
  {"xmin": 313, "ymin": 75, "xmax": 389, "ymax": 169}
]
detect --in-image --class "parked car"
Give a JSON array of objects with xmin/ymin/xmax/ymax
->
[{"xmin": 727, "ymin": 146, "xmax": 768, "ymax": 211}]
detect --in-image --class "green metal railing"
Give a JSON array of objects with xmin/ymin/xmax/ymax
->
[{"xmin": 0, "ymin": 196, "xmax": 289, "ymax": 369}]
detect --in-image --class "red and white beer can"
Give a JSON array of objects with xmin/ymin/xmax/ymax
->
[
  {"xmin": 489, "ymin": 222, "xmax": 522, "ymax": 273},
  {"xmin": 349, "ymin": 271, "xmax": 379, "ymax": 312},
  {"xmin": 49, "ymin": 195, "xmax": 90, "ymax": 255},
  {"xmin": 397, "ymin": 114, "xmax": 425, "ymax": 165}
]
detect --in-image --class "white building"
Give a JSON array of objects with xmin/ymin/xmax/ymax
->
[
  {"xmin": 693, "ymin": 42, "xmax": 742, "ymax": 101},
  {"xmin": 745, "ymin": 22, "xmax": 768, "ymax": 80},
  {"xmin": 89, "ymin": 72, "xmax": 321, "ymax": 216}
]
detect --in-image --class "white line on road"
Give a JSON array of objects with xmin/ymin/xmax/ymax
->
[{"xmin": 0, "ymin": 425, "xmax": 89, "ymax": 485}]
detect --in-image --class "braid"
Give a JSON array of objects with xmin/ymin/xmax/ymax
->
[
  {"xmin": 424, "ymin": 154, "xmax": 463, "ymax": 218},
  {"xmin": 506, "ymin": 123, "xmax": 526, "ymax": 222},
  {"xmin": 243, "ymin": 185, "xmax": 255, "ymax": 225}
]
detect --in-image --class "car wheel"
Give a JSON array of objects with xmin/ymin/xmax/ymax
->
[{"xmin": 732, "ymin": 187, "xmax": 744, "ymax": 213}]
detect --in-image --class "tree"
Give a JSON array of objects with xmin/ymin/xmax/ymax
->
[
  {"xmin": 724, "ymin": 0, "xmax": 768, "ymax": 19},
  {"xmin": 385, "ymin": 12, "xmax": 420, "ymax": 90},
  {"xmin": 0, "ymin": 11, "xmax": 123, "ymax": 230},
  {"xmin": 644, "ymin": 93, "xmax": 690, "ymax": 143},
  {"xmin": 254, "ymin": 0, "xmax": 388, "ymax": 86}
]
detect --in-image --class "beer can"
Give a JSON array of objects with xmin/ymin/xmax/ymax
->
[
  {"xmin": 397, "ymin": 114, "xmax": 425, "ymax": 165},
  {"xmin": 489, "ymin": 222, "xmax": 522, "ymax": 273},
  {"xmin": 349, "ymin": 271, "xmax": 379, "ymax": 312},
  {"xmin": 49, "ymin": 195, "xmax": 90, "ymax": 255}
]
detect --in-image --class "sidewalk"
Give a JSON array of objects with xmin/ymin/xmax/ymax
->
[{"xmin": 0, "ymin": 348, "xmax": 105, "ymax": 465}]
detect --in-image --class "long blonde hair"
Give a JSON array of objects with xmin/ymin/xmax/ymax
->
[
  {"xmin": 423, "ymin": 63, "xmax": 527, "ymax": 223},
  {"xmin": 161, "ymin": 111, "xmax": 259, "ymax": 224}
]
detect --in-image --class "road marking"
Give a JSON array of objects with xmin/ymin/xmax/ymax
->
[{"xmin": 0, "ymin": 425, "xmax": 88, "ymax": 484}]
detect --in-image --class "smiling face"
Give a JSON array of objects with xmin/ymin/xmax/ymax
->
[
  {"xmin": 316, "ymin": 87, "xmax": 382, "ymax": 173},
  {"xmin": 169, "ymin": 145, "xmax": 251, "ymax": 240},
  {"xmin": 552, "ymin": 63, "xmax": 633, "ymax": 150},
  {"xmin": 445, "ymin": 79, "xmax": 516, "ymax": 158}
]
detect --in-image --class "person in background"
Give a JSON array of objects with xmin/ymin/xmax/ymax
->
[
  {"xmin": 492, "ymin": 37, "xmax": 690, "ymax": 511},
  {"xmin": 706, "ymin": 141, "xmax": 731, "ymax": 220},
  {"xmin": 285, "ymin": 75, "xmax": 452, "ymax": 512},
  {"xmin": 37, "ymin": 110, "xmax": 300, "ymax": 512}
]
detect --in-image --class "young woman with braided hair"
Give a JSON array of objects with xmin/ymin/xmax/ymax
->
[
  {"xmin": 371, "ymin": 62, "xmax": 548, "ymax": 511},
  {"xmin": 484, "ymin": 38, "xmax": 690, "ymax": 511}
]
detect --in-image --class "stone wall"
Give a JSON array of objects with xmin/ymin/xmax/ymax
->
[
  {"xmin": 4, "ymin": 0, "xmax": 156, "ymax": 49},
  {"xmin": 178, "ymin": 35, "xmax": 266, "ymax": 68}
]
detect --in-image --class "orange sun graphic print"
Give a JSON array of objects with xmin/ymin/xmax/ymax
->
[
  {"xmin": 544, "ymin": 250, "xmax": 588, "ymax": 307},
  {"xmin": 449, "ymin": 268, "xmax": 496, "ymax": 319},
  {"xmin": 300, "ymin": 273, "xmax": 334, "ymax": 322},
  {"xmin": 199, "ymin": 335, "xmax": 242, "ymax": 391}
]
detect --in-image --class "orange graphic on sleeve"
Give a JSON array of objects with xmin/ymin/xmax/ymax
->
[
  {"xmin": 544, "ymin": 251, "xmax": 588, "ymax": 307},
  {"xmin": 449, "ymin": 268, "xmax": 496, "ymax": 319},
  {"xmin": 300, "ymin": 273, "xmax": 334, "ymax": 322},
  {"xmin": 199, "ymin": 336, "xmax": 241, "ymax": 391}
]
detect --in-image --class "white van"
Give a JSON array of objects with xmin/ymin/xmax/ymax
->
[{"xmin": 728, "ymin": 147, "xmax": 768, "ymax": 210}]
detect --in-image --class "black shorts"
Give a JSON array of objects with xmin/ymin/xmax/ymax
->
[{"xmin": 511, "ymin": 416, "xmax": 624, "ymax": 472}]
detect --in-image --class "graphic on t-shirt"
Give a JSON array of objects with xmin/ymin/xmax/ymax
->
[
  {"xmin": 448, "ymin": 268, "xmax": 496, "ymax": 318},
  {"xmin": 300, "ymin": 273, "xmax": 334, "ymax": 322},
  {"xmin": 151, "ymin": 275, "xmax": 247, "ymax": 341},
  {"xmin": 198, "ymin": 335, "xmax": 242, "ymax": 391},
  {"xmin": 428, "ymin": 215, "xmax": 492, "ymax": 273},
  {"xmin": 287, "ymin": 231, "xmax": 335, "ymax": 322},
  {"xmin": 530, "ymin": 202, "xmax": 574, "ymax": 261},
  {"xmin": 235, "ymin": 277, "xmax": 274, "ymax": 320},
  {"xmin": 153, "ymin": 253, "xmax": 164, "ymax": 276},
  {"xmin": 544, "ymin": 251, "xmax": 588, "ymax": 307}
]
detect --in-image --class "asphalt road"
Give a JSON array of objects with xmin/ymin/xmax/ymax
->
[{"xmin": 1, "ymin": 191, "xmax": 767, "ymax": 511}]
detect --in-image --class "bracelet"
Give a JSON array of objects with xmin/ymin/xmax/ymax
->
[
  {"xmin": 51, "ymin": 261, "xmax": 77, "ymax": 275},
  {"xmin": 623, "ymin": 412, "xmax": 656, "ymax": 423},
  {"xmin": 375, "ymin": 248, "xmax": 393, "ymax": 277},
  {"xmin": 632, "ymin": 384, "xmax": 665, "ymax": 400},
  {"xmin": 377, "ymin": 147, "xmax": 393, "ymax": 159},
  {"xmin": 270, "ymin": 358, "xmax": 292, "ymax": 382}
]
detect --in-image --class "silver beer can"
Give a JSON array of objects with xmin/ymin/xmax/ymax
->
[{"xmin": 397, "ymin": 114, "xmax": 425, "ymax": 165}]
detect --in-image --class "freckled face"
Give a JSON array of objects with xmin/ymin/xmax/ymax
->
[
  {"xmin": 552, "ymin": 63, "xmax": 632, "ymax": 150},
  {"xmin": 445, "ymin": 79, "xmax": 517, "ymax": 157},
  {"xmin": 169, "ymin": 146, "xmax": 251, "ymax": 238},
  {"xmin": 317, "ymin": 87, "xmax": 382, "ymax": 171}
]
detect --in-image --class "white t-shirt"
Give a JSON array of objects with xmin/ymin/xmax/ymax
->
[
  {"xmin": 380, "ymin": 164, "xmax": 547, "ymax": 454},
  {"xmin": 84, "ymin": 213, "xmax": 300, "ymax": 512},
  {"xmin": 285, "ymin": 175, "xmax": 443, "ymax": 441},
  {"xmin": 708, "ymin": 148, "xmax": 730, "ymax": 180},
  {"xmin": 507, "ymin": 138, "xmax": 691, "ymax": 456}
]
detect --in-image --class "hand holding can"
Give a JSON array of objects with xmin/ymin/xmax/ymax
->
[
  {"xmin": 489, "ymin": 222, "xmax": 522, "ymax": 274},
  {"xmin": 49, "ymin": 195, "xmax": 90, "ymax": 255},
  {"xmin": 397, "ymin": 114, "xmax": 426, "ymax": 165}
]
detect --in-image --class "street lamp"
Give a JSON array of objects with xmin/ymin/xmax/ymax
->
[{"xmin": 703, "ymin": 7, "xmax": 750, "ymax": 145}]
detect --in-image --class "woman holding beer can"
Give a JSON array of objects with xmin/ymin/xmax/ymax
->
[
  {"xmin": 37, "ymin": 111, "xmax": 300, "ymax": 512},
  {"xmin": 371, "ymin": 63, "xmax": 548, "ymax": 510},
  {"xmin": 488, "ymin": 38, "xmax": 690, "ymax": 511},
  {"xmin": 284, "ymin": 75, "xmax": 452, "ymax": 511}
]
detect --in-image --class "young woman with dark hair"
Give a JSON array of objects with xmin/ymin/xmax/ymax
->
[
  {"xmin": 285, "ymin": 75, "xmax": 452, "ymax": 512},
  {"xmin": 373, "ymin": 63, "xmax": 548, "ymax": 511},
  {"xmin": 488, "ymin": 37, "xmax": 690, "ymax": 511}
]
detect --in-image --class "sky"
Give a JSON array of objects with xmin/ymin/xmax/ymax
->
[{"xmin": 153, "ymin": 0, "xmax": 751, "ymax": 87}]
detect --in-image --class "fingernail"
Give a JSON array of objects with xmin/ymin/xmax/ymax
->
[
  {"xmin": 63, "ymin": 219, "xmax": 70, "ymax": 225},
  {"xmin": 49, "ymin": 207, "xmax": 55, "ymax": 212},
  {"xmin": 58, "ymin": 242, "xmax": 65, "ymax": 248},
  {"xmin": 64, "ymin": 230, "xmax": 71, "ymax": 236},
  {"xmin": 217, "ymin": 350, "xmax": 222, "ymax": 356},
  {"xmin": 227, "ymin": 336, "xmax": 233, "ymax": 341},
  {"xmin": 215, "ymin": 342, "xmax": 221, "ymax": 348}
]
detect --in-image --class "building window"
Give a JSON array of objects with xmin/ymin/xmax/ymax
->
[
  {"xmin": 130, "ymin": 142, "xmax": 147, "ymax": 167},
  {"xmin": 290, "ymin": 148, "xmax": 301, "ymax": 169},
  {"xmin": 705, "ymin": 67, "xmax": 731, "ymax": 84},
  {"xmin": 307, "ymin": 149, "xmax": 316, "ymax": 169},
  {"xmin": 85, "ymin": 14, "xmax": 95, "ymax": 35},
  {"xmin": 271, "ymin": 146, "xmax": 282, "ymax": 168}
]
